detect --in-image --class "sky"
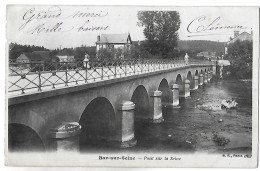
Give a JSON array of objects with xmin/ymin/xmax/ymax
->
[{"xmin": 6, "ymin": 5, "xmax": 258, "ymax": 49}]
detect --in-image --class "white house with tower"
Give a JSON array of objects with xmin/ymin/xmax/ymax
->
[
  {"xmin": 96, "ymin": 33, "xmax": 132, "ymax": 59},
  {"xmin": 225, "ymin": 30, "xmax": 253, "ymax": 54}
]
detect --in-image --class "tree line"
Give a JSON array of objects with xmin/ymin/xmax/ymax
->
[
  {"xmin": 224, "ymin": 40, "xmax": 252, "ymax": 79},
  {"xmin": 9, "ymin": 43, "xmax": 48, "ymax": 60},
  {"xmin": 177, "ymin": 40, "xmax": 225, "ymax": 57},
  {"xmin": 9, "ymin": 43, "xmax": 96, "ymax": 61}
]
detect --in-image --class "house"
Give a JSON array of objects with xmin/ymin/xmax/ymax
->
[
  {"xmin": 96, "ymin": 33, "xmax": 132, "ymax": 59},
  {"xmin": 197, "ymin": 51, "xmax": 216, "ymax": 60},
  {"xmin": 56, "ymin": 48, "xmax": 75, "ymax": 62},
  {"xmin": 197, "ymin": 52, "xmax": 209, "ymax": 58},
  {"xmin": 209, "ymin": 52, "xmax": 216, "ymax": 60},
  {"xmin": 16, "ymin": 51, "xmax": 50, "ymax": 68},
  {"xmin": 210, "ymin": 56, "xmax": 218, "ymax": 62},
  {"xmin": 225, "ymin": 31, "xmax": 253, "ymax": 54}
]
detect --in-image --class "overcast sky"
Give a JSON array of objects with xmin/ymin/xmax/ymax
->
[{"xmin": 6, "ymin": 5, "xmax": 258, "ymax": 49}]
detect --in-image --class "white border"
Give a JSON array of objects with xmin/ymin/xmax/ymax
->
[{"xmin": 1, "ymin": 0, "xmax": 260, "ymax": 170}]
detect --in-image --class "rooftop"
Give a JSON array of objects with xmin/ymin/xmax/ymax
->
[
  {"xmin": 96, "ymin": 33, "xmax": 132, "ymax": 44},
  {"xmin": 57, "ymin": 48, "xmax": 75, "ymax": 56}
]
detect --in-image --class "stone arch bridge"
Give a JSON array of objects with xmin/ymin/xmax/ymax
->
[{"xmin": 8, "ymin": 63, "xmax": 214, "ymax": 152}]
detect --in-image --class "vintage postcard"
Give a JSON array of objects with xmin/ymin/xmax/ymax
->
[{"xmin": 5, "ymin": 5, "xmax": 259, "ymax": 167}]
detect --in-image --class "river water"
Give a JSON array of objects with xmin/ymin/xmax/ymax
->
[{"xmin": 80, "ymin": 79, "xmax": 252, "ymax": 154}]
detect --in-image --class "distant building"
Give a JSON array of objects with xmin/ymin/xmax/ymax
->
[
  {"xmin": 210, "ymin": 56, "xmax": 218, "ymax": 62},
  {"xmin": 197, "ymin": 51, "xmax": 216, "ymax": 60},
  {"xmin": 96, "ymin": 33, "xmax": 132, "ymax": 59},
  {"xmin": 16, "ymin": 51, "xmax": 50, "ymax": 68},
  {"xmin": 56, "ymin": 48, "xmax": 75, "ymax": 62},
  {"xmin": 225, "ymin": 31, "xmax": 253, "ymax": 54},
  {"xmin": 209, "ymin": 52, "xmax": 216, "ymax": 58},
  {"xmin": 197, "ymin": 52, "xmax": 209, "ymax": 58}
]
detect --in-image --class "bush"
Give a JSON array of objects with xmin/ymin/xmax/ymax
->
[{"xmin": 226, "ymin": 40, "xmax": 252, "ymax": 79}]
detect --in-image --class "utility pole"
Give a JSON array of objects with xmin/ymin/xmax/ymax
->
[{"xmin": 138, "ymin": 40, "xmax": 141, "ymax": 62}]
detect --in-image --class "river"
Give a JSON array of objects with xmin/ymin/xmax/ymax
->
[{"xmin": 80, "ymin": 79, "xmax": 252, "ymax": 155}]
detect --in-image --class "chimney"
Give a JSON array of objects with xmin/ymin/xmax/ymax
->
[
  {"xmin": 97, "ymin": 35, "xmax": 100, "ymax": 42},
  {"xmin": 251, "ymin": 28, "xmax": 253, "ymax": 36},
  {"xmin": 234, "ymin": 31, "xmax": 239, "ymax": 38}
]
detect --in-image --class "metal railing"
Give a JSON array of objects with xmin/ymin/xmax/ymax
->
[{"xmin": 8, "ymin": 58, "xmax": 213, "ymax": 96}]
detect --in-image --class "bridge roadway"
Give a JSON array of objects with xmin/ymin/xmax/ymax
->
[{"xmin": 8, "ymin": 61, "xmax": 214, "ymax": 152}]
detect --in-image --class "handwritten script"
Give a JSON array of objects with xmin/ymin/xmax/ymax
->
[
  {"xmin": 18, "ymin": 6, "xmax": 110, "ymax": 34},
  {"xmin": 187, "ymin": 15, "xmax": 247, "ymax": 37}
]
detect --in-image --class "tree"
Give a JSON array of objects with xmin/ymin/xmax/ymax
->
[
  {"xmin": 128, "ymin": 45, "xmax": 140, "ymax": 59},
  {"xmin": 225, "ymin": 40, "xmax": 252, "ymax": 79},
  {"xmin": 96, "ymin": 48, "xmax": 115, "ymax": 60},
  {"xmin": 73, "ymin": 46, "xmax": 96, "ymax": 61},
  {"xmin": 96, "ymin": 48, "xmax": 125, "ymax": 61},
  {"xmin": 137, "ymin": 11, "xmax": 181, "ymax": 58}
]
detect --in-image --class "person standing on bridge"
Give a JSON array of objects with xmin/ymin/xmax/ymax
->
[
  {"xmin": 184, "ymin": 53, "xmax": 189, "ymax": 65},
  {"xmin": 83, "ymin": 52, "xmax": 90, "ymax": 69}
]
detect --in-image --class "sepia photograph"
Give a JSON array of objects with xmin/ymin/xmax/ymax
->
[{"xmin": 5, "ymin": 5, "xmax": 259, "ymax": 167}]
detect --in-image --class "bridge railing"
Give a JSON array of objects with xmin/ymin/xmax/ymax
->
[{"xmin": 8, "ymin": 58, "xmax": 212, "ymax": 96}]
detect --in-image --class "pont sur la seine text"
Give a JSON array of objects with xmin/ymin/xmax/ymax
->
[{"xmin": 99, "ymin": 156, "xmax": 182, "ymax": 161}]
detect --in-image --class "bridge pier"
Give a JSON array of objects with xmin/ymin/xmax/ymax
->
[
  {"xmin": 204, "ymin": 73, "xmax": 208, "ymax": 84},
  {"xmin": 199, "ymin": 74, "xmax": 204, "ymax": 87},
  {"xmin": 149, "ymin": 90, "xmax": 164, "ymax": 123},
  {"xmin": 180, "ymin": 80, "xmax": 191, "ymax": 98},
  {"xmin": 213, "ymin": 63, "xmax": 217, "ymax": 75},
  {"xmin": 207, "ymin": 71, "xmax": 211, "ymax": 82},
  {"xmin": 210, "ymin": 70, "xmax": 213, "ymax": 80},
  {"xmin": 165, "ymin": 84, "xmax": 180, "ymax": 108},
  {"xmin": 50, "ymin": 122, "xmax": 81, "ymax": 152},
  {"xmin": 117, "ymin": 101, "xmax": 137, "ymax": 148},
  {"xmin": 190, "ymin": 76, "xmax": 199, "ymax": 91}
]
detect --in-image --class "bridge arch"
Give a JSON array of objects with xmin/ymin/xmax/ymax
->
[
  {"xmin": 187, "ymin": 71, "xmax": 192, "ymax": 82},
  {"xmin": 175, "ymin": 74, "xmax": 183, "ymax": 94},
  {"xmin": 158, "ymin": 78, "xmax": 171, "ymax": 104},
  {"xmin": 186, "ymin": 71, "xmax": 193, "ymax": 89},
  {"xmin": 8, "ymin": 123, "xmax": 45, "ymax": 152},
  {"xmin": 195, "ymin": 70, "xmax": 199, "ymax": 76},
  {"xmin": 131, "ymin": 85, "xmax": 150, "ymax": 120},
  {"xmin": 175, "ymin": 74, "xmax": 183, "ymax": 84},
  {"xmin": 79, "ymin": 97, "xmax": 116, "ymax": 148}
]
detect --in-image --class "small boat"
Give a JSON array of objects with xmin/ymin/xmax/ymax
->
[{"xmin": 221, "ymin": 99, "xmax": 238, "ymax": 109}]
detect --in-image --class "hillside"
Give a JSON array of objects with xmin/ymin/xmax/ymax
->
[{"xmin": 177, "ymin": 40, "xmax": 225, "ymax": 56}]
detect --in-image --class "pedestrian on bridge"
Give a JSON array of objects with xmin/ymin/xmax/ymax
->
[
  {"xmin": 184, "ymin": 53, "xmax": 189, "ymax": 65},
  {"xmin": 83, "ymin": 52, "xmax": 90, "ymax": 69}
]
